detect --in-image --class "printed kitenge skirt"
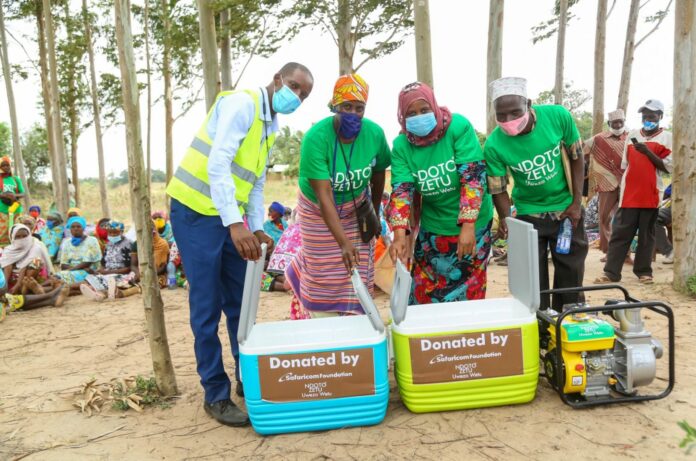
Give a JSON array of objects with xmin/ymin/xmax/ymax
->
[
  {"xmin": 286, "ymin": 191, "xmax": 375, "ymax": 316},
  {"xmin": 410, "ymin": 220, "xmax": 492, "ymax": 305}
]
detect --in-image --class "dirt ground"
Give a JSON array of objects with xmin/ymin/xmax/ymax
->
[{"xmin": 1, "ymin": 248, "xmax": 693, "ymax": 461}]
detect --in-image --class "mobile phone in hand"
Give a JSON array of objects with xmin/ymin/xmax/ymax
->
[{"xmin": 630, "ymin": 137, "xmax": 639, "ymax": 144}]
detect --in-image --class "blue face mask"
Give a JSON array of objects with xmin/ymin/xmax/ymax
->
[
  {"xmin": 272, "ymin": 78, "xmax": 301, "ymax": 114},
  {"xmin": 406, "ymin": 112, "xmax": 437, "ymax": 137},
  {"xmin": 338, "ymin": 112, "xmax": 362, "ymax": 139},
  {"xmin": 643, "ymin": 120, "xmax": 659, "ymax": 131},
  {"xmin": 108, "ymin": 235, "xmax": 122, "ymax": 244},
  {"xmin": 71, "ymin": 236, "xmax": 84, "ymax": 246},
  {"xmin": 47, "ymin": 220, "xmax": 56, "ymax": 229}
]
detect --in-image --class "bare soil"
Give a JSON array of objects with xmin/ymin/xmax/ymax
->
[{"xmin": 1, "ymin": 248, "xmax": 693, "ymax": 460}]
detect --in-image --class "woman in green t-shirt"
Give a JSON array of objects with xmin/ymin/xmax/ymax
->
[
  {"xmin": 286, "ymin": 74, "xmax": 391, "ymax": 317},
  {"xmin": 387, "ymin": 82, "xmax": 493, "ymax": 304},
  {"xmin": 0, "ymin": 156, "xmax": 26, "ymax": 248}
]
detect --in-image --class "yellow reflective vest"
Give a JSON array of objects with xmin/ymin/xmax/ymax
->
[{"xmin": 166, "ymin": 90, "xmax": 276, "ymax": 216}]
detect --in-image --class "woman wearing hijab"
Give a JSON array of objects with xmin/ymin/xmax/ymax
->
[
  {"xmin": 54, "ymin": 216, "xmax": 102, "ymax": 293},
  {"xmin": 151, "ymin": 211, "xmax": 174, "ymax": 245},
  {"xmin": 0, "ymin": 224, "xmax": 53, "ymax": 295},
  {"xmin": 28, "ymin": 206, "xmax": 47, "ymax": 234},
  {"xmin": 0, "ymin": 156, "xmax": 26, "ymax": 247},
  {"xmin": 388, "ymin": 82, "xmax": 494, "ymax": 303},
  {"xmin": 63, "ymin": 208, "xmax": 82, "ymax": 238},
  {"xmin": 286, "ymin": 74, "xmax": 391, "ymax": 317},
  {"xmin": 93, "ymin": 217, "xmax": 111, "ymax": 253},
  {"xmin": 18, "ymin": 215, "xmax": 54, "ymax": 279},
  {"xmin": 262, "ymin": 201, "xmax": 288, "ymax": 245},
  {"xmin": 39, "ymin": 211, "xmax": 65, "ymax": 260}
]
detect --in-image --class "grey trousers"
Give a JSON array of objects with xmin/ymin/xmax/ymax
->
[{"xmin": 603, "ymin": 208, "xmax": 658, "ymax": 280}]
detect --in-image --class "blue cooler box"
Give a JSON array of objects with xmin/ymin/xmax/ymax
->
[{"xmin": 238, "ymin": 250, "xmax": 389, "ymax": 435}]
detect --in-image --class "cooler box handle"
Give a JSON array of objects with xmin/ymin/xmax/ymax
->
[
  {"xmin": 237, "ymin": 243, "xmax": 267, "ymax": 345},
  {"xmin": 505, "ymin": 217, "xmax": 540, "ymax": 312},
  {"xmin": 351, "ymin": 268, "xmax": 385, "ymax": 333},
  {"xmin": 389, "ymin": 260, "xmax": 411, "ymax": 325}
]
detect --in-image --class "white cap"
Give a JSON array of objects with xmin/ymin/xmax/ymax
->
[
  {"xmin": 489, "ymin": 77, "xmax": 527, "ymax": 102},
  {"xmin": 638, "ymin": 99, "xmax": 664, "ymax": 113},
  {"xmin": 607, "ymin": 109, "xmax": 625, "ymax": 121}
]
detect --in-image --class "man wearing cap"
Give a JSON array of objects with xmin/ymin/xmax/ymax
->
[
  {"xmin": 595, "ymin": 99, "xmax": 672, "ymax": 284},
  {"xmin": 583, "ymin": 109, "xmax": 629, "ymax": 259},
  {"xmin": 484, "ymin": 77, "xmax": 588, "ymax": 310},
  {"xmin": 166, "ymin": 62, "xmax": 314, "ymax": 426}
]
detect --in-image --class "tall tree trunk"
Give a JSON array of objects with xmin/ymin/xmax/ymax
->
[
  {"xmin": 63, "ymin": 1, "xmax": 80, "ymax": 207},
  {"xmin": 554, "ymin": 0, "xmax": 568, "ymax": 105},
  {"xmin": 144, "ymin": 0, "xmax": 152, "ymax": 187},
  {"xmin": 114, "ymin": 0, "xmax": 178, "ymax": 397},
  {"xmin": 82, "ymin": 0, "xmax": 110, "ymax": 218},
  {"xmin": 42, "ymin": 0, "xmax": 69, "ymax": 216},
  {"xmin": 413, "ymin": 0, "xmax": 433, "ymax": 87},
  {"xmin": 219, "ymin": 9, "xmax": 232, "ymax": 90},
  {"xmin": 35, "ymin": 5, "xmax": 59, "ymax": 210},
  {"xmin": 486, "ymin": 0, "xmax": 504, "ymax": 134},
  {"xmin": 617, "ymin": 0, "xmax": 640, "ymax": 113},
  {"xmin": 197, "ymin": 0, "xmax": 219, "ymax": 110},
  {"xmin": 672, "ymin": 0, "xmax": 696, "ymax": 292},
  {"xmin": 336, "ymin": 0, "xmax": 354, "ymax": 74},
  {"xmin": 592, "ymin": 0, "xmax": 608, "ymax": 135},
  {"xmin": 0, "ymin": 4, "xmax": 30, "ymax": 207},
  {"xmin": 161, "ymin": 0, "xmax": 173, "ymax": 213}
]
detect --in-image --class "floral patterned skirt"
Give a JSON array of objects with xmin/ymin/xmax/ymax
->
[{"xmin": 410, "ymin": 221, "xmax": 492, "ymax": 305}]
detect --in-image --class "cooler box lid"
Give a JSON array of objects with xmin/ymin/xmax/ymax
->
[
  {"xmin": 391, "ymin": 297, "xmax": 537, "ymax": 336},
  {"xmin": 241, "ymin": 316, "xmax": 386, "ymax": 355}
]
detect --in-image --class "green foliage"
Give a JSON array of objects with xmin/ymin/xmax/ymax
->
[
  {"xmin": 112, "ymin": 375, "xmax": 169, "ymax": 412},
  {"xmin": 687, "ymin": 275, "xmax": 696, "ymax": 297},
  {"xmin": 269, "ymin": 126, "xmax": 303, "ymax": 177},
  {"xmin": 291, "ymin": 0, "xmax": 414, "ymax": 72},
  {"xmin": 20, "ymin": 123, "xmax": 50, "ymax": 190},
  {"xmin": 679, "ymin": 420, "xmax": 696, "ymax": 454},
  {"xmin": 531, "ymin": 0, "xmax": 581, "ymax": 44},
  {"xmin": 0, "ymin": 122, "xmax": 10, "ymax": 157},
  {"xmin": 535, "ymin": 83, "xmax": 593, "ymax": 140}
]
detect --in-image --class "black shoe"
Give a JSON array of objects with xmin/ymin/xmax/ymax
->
[
  {"xmin": 203, "ymin": 399, "xmax": 249, "ymax": 427},
  {"xmin": 235, "ymin": 381, "xmax": 244, "ymax": 398}
]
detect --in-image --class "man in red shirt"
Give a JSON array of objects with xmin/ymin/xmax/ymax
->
[{"xmin": 595, "ymin": 99, "xmax": 672, "ymax": 284}]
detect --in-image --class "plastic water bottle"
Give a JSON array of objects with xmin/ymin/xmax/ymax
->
[
  {"xmin": 166, "ymin": 262, "xmax": 177, "ymax": 289},
  {"xmin": 556, "ymin": 218, "xmax": 572, "ymax": 255}
]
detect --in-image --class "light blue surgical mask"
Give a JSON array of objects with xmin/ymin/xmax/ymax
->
[
  {"xmin": 405, "ymin": 112, "xmax": 437, "ymax": 137},
  {"xmin": 272, "ymin": 77, "xmax": 301, "ymax": 114},
  {"xmin": 643, "ymin": 120, "xmax": 659, "ymax": 131},
  {"xmin": 108, "ymin": 235, "xmax": 123, "ymax": 244}
]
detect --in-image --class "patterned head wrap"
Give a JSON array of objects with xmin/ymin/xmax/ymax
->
[
  {"xmin": 0, "ymin": 156, "xmax": 11, "ymax": 166},
  {"xmin": 329, "ymin": 74, "xmax": 369, "ymax": 109},
  {"xmin": 108, "ymin": 220, "xmax": 125, "ymax": 231}
]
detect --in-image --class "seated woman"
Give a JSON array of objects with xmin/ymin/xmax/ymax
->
[
  {"xmin": 388, "ymin": 82, "xmax": 493, "ymax": 304},
  {"xmin": 54, "ymin": 216, "xmax": 102, "ymax": 295},
  {"xmin": 1, "ymin": 269, "xmax": 69, "ymax": 318},
  {"xmin": 128, "ymin": 223, "xmax": 170, "ymax": 289},
  {"xmin": 93, "ymin": 217, "xmax": 111, "ymax": 254},
  {"xmin": 80, "ymin": 221, "xmax": 139, "ymax": 301},
  {"xmin": 0, "ymin": 224, "xmax": 53, "ymax": 295},
  {"xmin": 39, "ymin": 211, "xmax": 65, "ymax": 260},
  {"xmin": 286, "ymin": 73, "xmax": 391, "ymax": 318},
  {"xmin": 152, "ymin": 211, "xmax": 174, "ymax": 245},
  {"xmin": 18, "ymin": 216, "xmax": 54, "ymax": 281},
  {"xmin": 28, "ymin": 206, "xmax": 47, "ymax": 234},
  {"xmin": 263, "ymin": 202, "xmax": 289, "ymax": 246}
]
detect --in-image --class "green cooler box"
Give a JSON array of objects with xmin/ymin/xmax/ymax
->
[{"xmin": 390, "ymin": 218, "xmax": 541, "ymax": 413}]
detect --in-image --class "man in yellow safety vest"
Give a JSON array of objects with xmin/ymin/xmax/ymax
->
[{"xmin": 167, "ymin": 62, "xmax": 314, "ymax": 426}]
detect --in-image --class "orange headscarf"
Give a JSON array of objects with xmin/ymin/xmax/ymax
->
[{"xmin": 329, "ymin": 74, "xmax": 369, "ymax": 109}]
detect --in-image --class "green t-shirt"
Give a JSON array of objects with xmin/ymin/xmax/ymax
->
[
  {"xmin": 391, "ymin": 114, "xmax": 493, "ymax": 236},
  {"xmin": 299, "ymin": 116, "xmax": 391, "ymax": 204},
  {"xmin": 0, "ymin": 176, "xmax": 25, "ymax": 214},
  {"xmin": 483, "ymin": 105, "xmax": 580, "ymax": 215}
]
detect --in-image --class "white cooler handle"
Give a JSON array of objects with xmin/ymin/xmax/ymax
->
[
  {"xmin": 237, "ymin": 243, "xmax": 267, "ymax": 345},
  {"xmin": 389, "ymin": 260, "xmax": 411, "ymax": 325},
  {"xmin": 351, "ymin": 269, "xmax": 385, "ymax": 333}
]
